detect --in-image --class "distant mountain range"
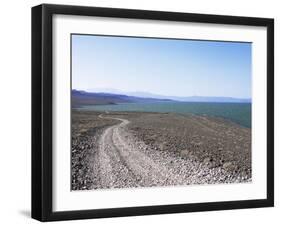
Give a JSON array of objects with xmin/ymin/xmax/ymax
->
[
  {"xmin": 85, "ymin": 88, "xmax": 251, "ymax": 103},
  {"xmin": 123, "ymin": 92, "xmax": 251, "ymax": 103},
  {"xmin": 72, "ymin": 90, "xmax": 172, "ymax": 107},
  {"xmin": 72, "ymin": 89, "xmax": 251, "ymax": 107}
]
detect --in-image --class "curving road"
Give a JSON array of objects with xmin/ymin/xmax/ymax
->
[{"xmin": 90, "ymin": 115, "xmax": 234, "ymax": 189}]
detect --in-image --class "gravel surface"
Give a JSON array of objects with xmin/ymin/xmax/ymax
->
[{"xmin": 71, "ymin": 111, "xmax": 251, "ymax": 190}]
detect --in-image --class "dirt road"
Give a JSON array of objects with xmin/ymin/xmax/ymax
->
[{"xmin": 90, "ymin": 115, "xmax": 240, "ymax": 189}]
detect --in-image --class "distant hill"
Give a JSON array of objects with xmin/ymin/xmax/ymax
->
[
  {"xmin": 126, "ymin": 92, "xmax": 250, "ymax": 103},
  {"xmin": 87, "ymin": 89, "xmax": 251, "ymax": 103},
  {"xmin": 72, "ymin": 90, "xmax": 173, "ymax": 107}
]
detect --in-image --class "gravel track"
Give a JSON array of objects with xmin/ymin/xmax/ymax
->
[{"xmin": 91, "ymin": 115, "xmax": 246, "ymax": 189}]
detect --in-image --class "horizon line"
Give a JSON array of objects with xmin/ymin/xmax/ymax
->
[{"xmin": 72, "ymin": 89, "xmax": 252, "ymax": 100}]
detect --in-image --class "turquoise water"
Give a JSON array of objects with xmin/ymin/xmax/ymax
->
[{"xmin": 78, "ymin": 102, "xmax": 251, "ymax": 128}]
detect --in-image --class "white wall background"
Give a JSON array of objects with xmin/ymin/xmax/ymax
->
[{"xmin": 0, "ymin": 0, "xmax": 279, "ymax": 225}]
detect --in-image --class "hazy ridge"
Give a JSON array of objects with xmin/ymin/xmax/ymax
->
[
  {"xmin": 72, "ymin": 89, "xmax": 251, "ymax": 107},
  {"xmin": 72, "ymin": 90, "xmax": 173, "ymax": 107}
]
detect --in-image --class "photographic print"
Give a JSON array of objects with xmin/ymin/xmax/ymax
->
[
  {"xmin": 71, "ymin": 34, "xmax": 252, "ymax": 191},
  {"xmin": 32, "ymin": 4, "xmax": 273, "ymax": 221}
]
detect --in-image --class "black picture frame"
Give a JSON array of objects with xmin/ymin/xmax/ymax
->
[{"xmin": 32, "ymin": 3, "xmax": 274, "ymax": 222}]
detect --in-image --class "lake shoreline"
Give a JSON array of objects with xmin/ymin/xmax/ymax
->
[{"xmin": 75, "ymin": 101, "xmax": 251, "ymax": 128}]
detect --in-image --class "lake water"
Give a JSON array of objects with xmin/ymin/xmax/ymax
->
[{"xmin": 78, "ymin": 102, "xmax": 251, "ymax": 128}]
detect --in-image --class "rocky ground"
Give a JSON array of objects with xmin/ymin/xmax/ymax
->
[
  {"xmin": 71, "ymin": 110, "xmax": 251, "ymax": 190},
  {"xmin": 71, "ymin": 111, "xmax": 118, "ymax": 190}
]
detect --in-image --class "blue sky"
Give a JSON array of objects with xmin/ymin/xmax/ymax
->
[{"xmin": 72, "ymin": 34, "xmax": 251, "ymax": 98}]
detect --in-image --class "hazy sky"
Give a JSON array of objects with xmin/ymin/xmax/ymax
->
[{"xmin": 72, "ymin": 34, "xmax": 251, "ymax": 98}]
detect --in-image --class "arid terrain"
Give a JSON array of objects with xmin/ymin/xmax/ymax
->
[{"xmin": 71, "ymin": 110, "xmax": 251, "ymax": 190}]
